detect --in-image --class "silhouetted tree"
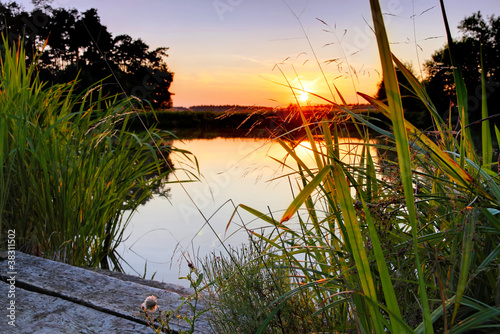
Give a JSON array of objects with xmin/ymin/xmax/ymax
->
[
  {"xmin": 424, "ymin": 12, "xmax": 500, "ymax": 125},
  {"xmin": 0, "ymin": 1, "xmax": 174, "ymax": 108},
  {"xmin": 375, "ymin": 63, "xmax": 430, "ymax": 129}
]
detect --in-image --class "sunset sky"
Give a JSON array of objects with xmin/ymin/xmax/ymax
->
[{"xmin": 16, "ymin": 0, "xmax": 500, "ymax": 107}]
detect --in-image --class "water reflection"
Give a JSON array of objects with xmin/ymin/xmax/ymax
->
[
  {"xmin": 119, "ymin": 136, "xmax": 377, "ymax": 284},
  {"xmin": 128, "ymin": 143, "xmax": 174, "ymax": 206}
]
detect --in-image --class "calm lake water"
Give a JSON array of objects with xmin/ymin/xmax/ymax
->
[{"xmin": 118, "ymin": 136, "xmax": 371, "ymax": 284}]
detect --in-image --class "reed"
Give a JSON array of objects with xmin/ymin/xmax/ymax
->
[
  {"xmin": 216, "ymin": 0, "xmax": 500, "ymax": 332},
  {"xmin": 0, "ymin": 37, "xmax": 192, "ymax": 270},
  {"xmin": 201, "ymin": 240, "xmax": 330, "ymax": 333}
]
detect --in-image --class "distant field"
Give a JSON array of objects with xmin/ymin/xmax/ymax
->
[{"xmin": 127, "ymin": 104, "xmax": 375, "ymax": 139}]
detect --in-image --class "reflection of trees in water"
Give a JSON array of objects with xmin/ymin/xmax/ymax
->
[{"xmin": 127, "ymin": 143, "xmax": 174, "ymax": 206}]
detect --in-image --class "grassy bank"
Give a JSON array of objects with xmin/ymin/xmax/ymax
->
[{"xmin": 0, "ymin": 37, "xmax": 193, "ymax": 270}]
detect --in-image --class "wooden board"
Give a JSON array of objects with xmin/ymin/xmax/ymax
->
[
  {"xmin": 0, "ymin": 252, "xmax": 212, "ymax": 333},
  {"xmin": 0, "ymin": 281, "xmax": 153, "ymax": 334}
]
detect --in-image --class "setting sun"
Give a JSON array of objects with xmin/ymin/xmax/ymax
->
[{"xmin": 299, "ymin": 91, "xmax": 309, "ymax": 102}]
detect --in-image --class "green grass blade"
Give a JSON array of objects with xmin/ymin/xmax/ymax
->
[
  {"xmin": 391, "ymin": 54, "xmax": 444, "ymax": 133},
  {"xmin": 480, "ymin": 45, "xmax": 492, "ymax": 169},
  {"xmin": 369, "ymin": 1, "xmax": 433, "ymax": 332},
  {"xmin": 280, "ymin": 165, "xmax": 331, "ymax": 223},
  {"xmin": 439, "ymin": 0, "xmax": 472, "ymax": 164},
  {"xmin": 331, "ymin": 160, "xmax": 385, "ymax": 333},
  {"xmin": 451, "ymin": 209, "xmax": 477, "ymax": 324},
  {"xmin": 356, "ymin": 192, "xmax": 407, "ymax": 333}
]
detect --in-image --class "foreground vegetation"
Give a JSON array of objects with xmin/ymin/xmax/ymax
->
[
  {"xmin": 0, "ymin": 37, "xmax": 192, "ymax": 269},
  {"xmin": 197, "ymin": 1, "xmax": 500, "ymax": 333},
  {"xmin": 1, "ymin": 0, "xmax": 499, "ymax": 332}
]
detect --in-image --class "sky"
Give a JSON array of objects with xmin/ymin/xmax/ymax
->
[{"xmin": 14, "ymin": 0, "xmax": 500, "ymax": 107}]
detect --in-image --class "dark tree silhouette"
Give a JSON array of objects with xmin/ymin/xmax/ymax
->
[
  {"xmin": 375, "ymin": 63, "xmax": 430, "ymax": 129},
  {"xmin": 424, "ymin": 12, "xmax": 500, "ymax": 125},
  {"xmin": 0, "ymin": 1, "xmax": 174, "ymax": 108}
]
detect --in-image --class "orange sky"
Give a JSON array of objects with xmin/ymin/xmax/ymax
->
[
  {"xmin": 162, "ymin": 0, "xmax": 499, "ymax": 107},
  {"xmin": 17, "ymin": 0, "xmax": 500, "ymax": 107}
]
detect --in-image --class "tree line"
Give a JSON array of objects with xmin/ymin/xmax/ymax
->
[
  {"xmin": 0, "ymin": 0, "xmax": 173, "ymax": 108},
  {"xmin": 377, "ymin": 11, "xmax": 499, "ymax": 130}
]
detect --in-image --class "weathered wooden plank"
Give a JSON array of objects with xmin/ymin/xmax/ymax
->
[
  {"xmin": 0, "ymin": 281, "xmax": 153, "ymax": 334},
  {"xmin": 0, "ymin": 252, "xmax": 212, "ymax": 333},
  {"xmin": 88, "ymin": 268, "xmax": 195, "ymax": 297}
]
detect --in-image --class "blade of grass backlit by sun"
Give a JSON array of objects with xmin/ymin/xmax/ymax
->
[
  {"xmin": 327, "ymin": 138, "xmax": 385, "ymax": 333},
  {"xmin": 451, "ymin": 208, "xmax": 477, "ymax": 324},
  {"xmin": 439, "ymin": 0, "xmax": 472, "ymax": 165},
  {"xmin": 355, "ymin": 190, "xmax": 407, "ymax": 333},
  {"xmin": 369, "ymin": 0, "xmax": 433, "ymax": 332},
  {"xmin": 280, "ymin": 166, "xmax": 331, "ymax": 223},
  {"xmin": 357, "ymin": 91, "xmax": 492, "ymax": 204},
  {"xmin": 480, "ymin": 46, "xmax": 492, "ymax": 169},
  {"xmin": 391, "ymin": 54, "xmax": 445, "ymax": 136}
]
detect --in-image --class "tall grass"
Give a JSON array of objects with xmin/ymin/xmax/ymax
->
[
  {"xmin": 211, "ymin": 0, "xmax": 500, "ymax": 332},
  {"xmin": 202, "ymin": 240, "xmax": 331, "ymax": 333},
  {"xmin": 0, "ymin": 37, "xmax": 192, "ymax": 270}
]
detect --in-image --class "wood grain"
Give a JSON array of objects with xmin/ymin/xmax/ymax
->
[{"xmin": 0, "ymin": 252, "xmax": 212, "ymax": 333}]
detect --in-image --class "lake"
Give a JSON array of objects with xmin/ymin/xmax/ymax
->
[{"xmin": 118, "ymin": 136, "xmax": 372, "ymax": 284}]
